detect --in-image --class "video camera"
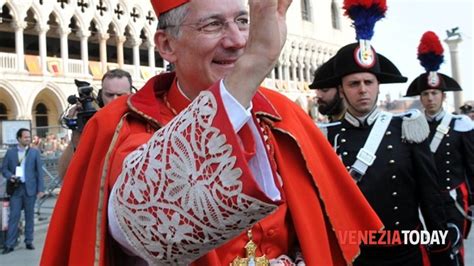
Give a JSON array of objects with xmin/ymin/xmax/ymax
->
[{"xmin": 61, "ymin": 79, "xmax": 97, "ymax": 132}]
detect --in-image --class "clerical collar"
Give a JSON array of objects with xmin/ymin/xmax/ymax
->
[
  {"xmin": 345, "ymin": 107, "xmax": 380, "ymax": 127},
  {"xmin": 425, "ymin": 108, "xmax": 445, "ymax": 122},
  {"xmin": 166, "ymin": 78, "xmax": 192, "ymax": 115}
]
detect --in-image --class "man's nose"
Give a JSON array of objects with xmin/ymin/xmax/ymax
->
[
  {"xmin": 359, "ymin": 84, "xmax": 368, "ymax": 94},
  {"xmin": 221, "ymin": 23, "xmax": 247, "ymax": 49}
]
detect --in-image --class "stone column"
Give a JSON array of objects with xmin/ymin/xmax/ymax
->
[
  {"xmin": 131, "ymin": 38, "xmax": 142, "ymax": 80},
  {"xmin": 305, "ymin": 61, "xmax": 311, "ymax": 82},
  {"xmin": 291, "ymin": 62, "xmax": 297, "ymax": 82},
  {"xmin": 37, "ymin": 24, "xmax": 49, "ymax": 75},
  {"xmin": 445, "ymin": 35, "xmax": 464, "ymax": 112},
  {"xmin": 13, "ymin": 21, "xmax": 27, "ymax": 73},
  {"xmin": 60, "ymin": 27, "xmax": 71, "ymax": 75},
  {"xmin": 116, "ymin": 35, "xmax": 126, "ymax": 68},
  {"xmin": 283, "ymin": 63, "xmax": 290, "ymax": 81},
  {"xmin": 147, "ymin": 40, "xmax": 156, "ymax": 70},
  {"xmin": 99, "ymin": 33, "xmax": 109, "ymax": 73},
  {"xmin": 298, "ymin": 61, "xmax": 304, "ymax": 82},
  {"xmin": 79, "ymin": 30, "xmax": 91, "ymax": 76}
]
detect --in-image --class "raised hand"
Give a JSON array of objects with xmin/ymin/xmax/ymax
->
[{"xmin": 225, "ymin": 0, "xmax": 293, "ymax": 108}]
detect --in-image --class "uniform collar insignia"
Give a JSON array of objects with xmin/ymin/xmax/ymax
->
[{"xmin": 345, "ymin": 108, "xmax": 380, "ymax": 127}]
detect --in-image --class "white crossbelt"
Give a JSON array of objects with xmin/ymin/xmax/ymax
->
[
  {"xmin": 429, "ymin": 113, "xmax": 452, "ymax": 153},
  {"xmin": 349, "ymin": 111, "xmax": 393, "ymax": 182}
]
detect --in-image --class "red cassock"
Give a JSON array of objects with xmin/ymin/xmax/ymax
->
[{"xmin": 41, "ymin": 73, "xmax": 382, "ymax": 265}]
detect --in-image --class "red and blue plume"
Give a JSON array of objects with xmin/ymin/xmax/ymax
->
[
  {"xmin": 417, "ymin": 31, "xmax": 444, "ymax": 72},
  {"xmin": 343, "ymin": 0, "xmax": 387, "ymax": 41}
]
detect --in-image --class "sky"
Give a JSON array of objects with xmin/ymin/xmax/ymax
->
[{"xmin": 367, "ymin": 0, "xmax": 473, "ymax": 105}]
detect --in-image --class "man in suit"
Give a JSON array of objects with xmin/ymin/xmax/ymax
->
[{"xmin": 2, "ymin": 128, "xmax": 44, "ymax": 254}]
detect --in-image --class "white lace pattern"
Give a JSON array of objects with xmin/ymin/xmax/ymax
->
[{"xmin": 112, "ymin": 91, "xmax": 277, "ymax": 265}]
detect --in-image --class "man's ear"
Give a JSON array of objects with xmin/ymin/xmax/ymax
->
[{"xmin": 155, "ymin": 30, "xmax": 177, "ymax": 63}]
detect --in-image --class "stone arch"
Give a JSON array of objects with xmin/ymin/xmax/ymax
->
[
  {"xmin": 2, "ymin": 2, "xmax": 19, "ymax": 22},
  {"xmin": 0, "ymin": 79, "xmax": 23, "ymax": 119},
  {"xmin": 28, "ymin": 84, "xmax": 67, "ymax": 136},
  {"xmin": 140, "ymin": 26, "xmax": 153, "ymax": 43},
  {"xmin": 26, "ymin": 82, "xmax": 67, "ymax": 120},
  {"xmin": 71, "ymin": 12, "xmax": 86, "ymax": 32},
  {"xmin": 49, "ymin": 8, "xmax": 67, "ymax": 31},
  {"xmin": 91, "ymin": 14, "xmax": 106, "ymax": 35}
]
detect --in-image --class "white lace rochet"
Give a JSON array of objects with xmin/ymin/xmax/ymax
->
[{"xmin": 111, "ymin": 91, "xmax": 277, "ymax": 265}]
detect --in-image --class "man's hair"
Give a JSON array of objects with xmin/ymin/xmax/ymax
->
[
  {"xmin": 101, "ymin": 69, "xmax": 132, "ymax": 87},
  {"xmin": 158, "ymin": 3, "xmax": 190, "ymax": 38},
  {"xmin": 16, "ymin": 128, "xmax": 30, "ymax": 139}
]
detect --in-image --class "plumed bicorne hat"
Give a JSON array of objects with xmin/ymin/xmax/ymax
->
[
  {"xmin": 405, "ymin": 31, "xmax": 462, "ymax": 96},
  {"xmin": 150, "ymin": 0, "xmax": 189, "ymax": 16},
  {"xmin": 316, "ymin": 0, "xmax": 407, "ymax": 87},
  {"xmin": 309, "ymin": 57, "xmax": 336, "ymax": 89}
]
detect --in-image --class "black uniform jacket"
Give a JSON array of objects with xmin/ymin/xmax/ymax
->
[
  {"xmin": 326, "ymin": 109, "xmax": 449, "ymax": 232},
  {"xmin": 427, "ymin": 111, "xmax": 474, "ymax": 193}
]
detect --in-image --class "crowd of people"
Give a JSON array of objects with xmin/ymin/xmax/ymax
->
[{"xmin": 30, "ymin": 133, "xmax": 69, "ymax": 157}]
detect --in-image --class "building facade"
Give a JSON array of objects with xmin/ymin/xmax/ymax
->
[{"xmin": 0, "ymin": 0, "xmax": 353, "ymax": 141}]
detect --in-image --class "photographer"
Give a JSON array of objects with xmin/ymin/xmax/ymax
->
[{"xmin": 57, "ymin": 69, "xmax": 134, "ymax": 180}]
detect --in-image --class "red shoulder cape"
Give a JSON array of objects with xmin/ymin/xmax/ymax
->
[{"xmin": 41, "ymin": 74, "xmax": 382, "ymax": 265}]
